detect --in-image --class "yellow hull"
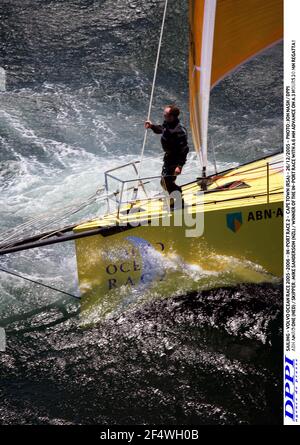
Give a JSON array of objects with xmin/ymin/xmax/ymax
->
[{"xmin": 74, "ymin": 153, "xmax": 283, "ymax": 319}]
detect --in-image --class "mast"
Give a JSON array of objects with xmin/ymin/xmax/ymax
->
[{"xmin": 189, "ymin": 0, "xmax": 217, "ymax": 180}]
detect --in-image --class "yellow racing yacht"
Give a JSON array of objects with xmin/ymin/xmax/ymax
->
[{"xmin": 0, "ymin": 0, "xmax": 283, "ymax": 319}]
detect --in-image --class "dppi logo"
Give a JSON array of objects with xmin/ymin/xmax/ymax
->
[
  {"xmin": 285, "ymin": 355, "xmax": 298, "ymax": 422},
  {"xmin": 226, "ymin": 212, "xmax": 243, "ymax": 233}
]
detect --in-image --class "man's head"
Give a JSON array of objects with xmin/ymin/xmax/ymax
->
[{"xmin": 163, "ymin": 104, "xmax": 180, "ymax": 123}]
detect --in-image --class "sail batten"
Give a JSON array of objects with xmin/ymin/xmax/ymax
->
[{"xmin": 189, "ymin": 0, "xmax": 283, "ymax": 170}]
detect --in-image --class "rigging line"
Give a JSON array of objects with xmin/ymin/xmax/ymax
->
[
  {"xmin": 212, "ymin": 163, "xmax": 283, "ymax": 181},
  {"xmin": 0, "ymin": 187, "xmax": 104, "ymax": 241},
  {"xmin": 138, "ymin": 0, "xmax": 168, "ymax": 178},
  {"xmin": 0, "ymin": 195, "xmax": 98, "ymax": 247},
  {"xmin": 37, "ymin": 195, "xmax": 115, "ymax": 242},
  {"xmin": 0, "ymin": 189, "xmax": 122, "ymax": 250},
  {"xmin": 0, "ymin": 190, "xmax": 107, "ymax": 249},
  {"xmin": 210, "ymin": 134, "xmax": 218, "ymax": 175},
  {"xmin": 0, "ymin": 267, "xmax": 81, "ymax": 300}
]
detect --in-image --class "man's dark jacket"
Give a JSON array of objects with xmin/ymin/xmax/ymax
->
[{"xmin": 150, "ymin": 118, "xmax": 189, "ymax": 168}]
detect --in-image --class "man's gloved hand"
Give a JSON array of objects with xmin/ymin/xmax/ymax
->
[
  {"xmin": 174, "ymin": 166, "xmax": 182, "ymax": 175},
  {"xmin": 144, "ymin": 120, "xmax": 152, "ymax": 129}
]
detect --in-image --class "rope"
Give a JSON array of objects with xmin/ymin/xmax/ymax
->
[
  {"xmin": 0, "ymin": 267, "xmax": 81, "ymax": 300},
  {"xmin": 210, "ymin": 134, "xmax": 218, "ymax": 174},
  {"xmin": 211, "ymin": 161, "xmax": 283, "ymax": 182},
  {"xmin": 0, "ymin": 193, "xmax": 99, "ymax": 248},
  {"xmin": 138, "ymin": 0, "xmax": 168, "ymax": 178},
  {"xmin": 0, "ymin": 187, "xmax": 110, "ymax": 250}
]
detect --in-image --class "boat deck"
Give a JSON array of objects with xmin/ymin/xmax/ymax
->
[{"xmin": 75, "ymin": 152, "xmax": 284, "ymax": 232}]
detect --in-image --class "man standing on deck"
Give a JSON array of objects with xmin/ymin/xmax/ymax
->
[{"xmin": 144, "ymin": 105, "xmax": 189, "ymax": 203}]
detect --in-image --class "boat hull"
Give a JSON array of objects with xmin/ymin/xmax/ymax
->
[{"xmin": 74, "ymin": 199, "xmax": 283, "ymax": 319}]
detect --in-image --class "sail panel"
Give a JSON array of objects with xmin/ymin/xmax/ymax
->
[
  {"xmin": 211, "ymin": 0, "xmax": 283, "ymax": 88},
  {"xmin": 189, "ymin": 0, "xmax": 283, "ymax": 168}
]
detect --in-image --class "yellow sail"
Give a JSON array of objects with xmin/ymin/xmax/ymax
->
[{"xmin": 189, "ymin": 0, "xmax": 283, "ymax": 169}]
